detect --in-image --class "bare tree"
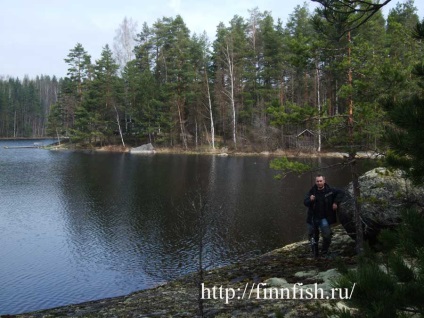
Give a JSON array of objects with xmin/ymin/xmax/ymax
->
[
  {"xmin": 174, "ymin": 188, "xmax": 213, "ymax": 317},
  {"xmin": 222, "ymin": 39, "xmax": 237, "ymax": 149},
  {"xmin": 200, "ymin": 33, "xmax": 216, "ymax": 150},
  {"xmin": 113, "ymin": 17, "xmax": 138, "ymax": 74},
  {"xmin": 205, "ymin": 65, "xmax": 215, "ymax": 150}
]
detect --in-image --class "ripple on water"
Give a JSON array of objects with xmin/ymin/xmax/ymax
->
[{"xmin": 0, "ymin": 148, "xmax": 365, "ymax": 315}]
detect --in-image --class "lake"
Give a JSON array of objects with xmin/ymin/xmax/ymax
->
[{"xmin": 0, "ymin": 139, "xmax": 372, "ymax": 314}]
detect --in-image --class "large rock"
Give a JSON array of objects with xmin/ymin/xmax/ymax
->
[
  {"xmin": 130, "ymin": 143, "xmax": 155, "ymax": 154},
  {"xmin": 339, "ymin": 167, "xmax": 424, "ymax": 243}
]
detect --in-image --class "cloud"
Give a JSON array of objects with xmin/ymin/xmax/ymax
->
[
  {"xmin": 2, "ymin": 0, "xmax": 423, "ymax": 79},
  {"xmin": 168, "ymin": 0, "xmax": 182, "ymax": 12}
]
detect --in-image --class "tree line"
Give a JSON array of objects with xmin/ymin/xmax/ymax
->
[
  {"xmin": 0, "ymin": 75, "xmax": 59, "ymax": 137},
  {"xmin": 0, "ymin": 1, "xmax": 422, "ymax": 152}
]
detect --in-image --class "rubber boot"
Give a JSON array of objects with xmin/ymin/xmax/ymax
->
[
  {"xmin": 309, "ymin": 232, "xmax": 319, "ymax": 257},
  {"xmin": 321, "ymin": 237, "xmax": 331, "ymax": 255}
]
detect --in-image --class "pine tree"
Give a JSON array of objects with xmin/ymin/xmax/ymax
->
[
  {"xmin": 332, "ymin": 208, "xmax": 424, "ymax": 317},
  {"xmin": 331, "ymin": 17, "xmax": 424, "ymax": 318},
  {"xmin": 384, "ymin": 18, "xmax": 424, "ymax": 185},
  {"xmin": 129, "ymin": 23, "xmax": 163, "ymax": 143},
  {"xmin": 60, "ymin": 43, "xmax": 92, "ymax": 139},
  {"xmin": 283, "ymin": 4, "xmax": 315, "ymax": 107},
  {"xmin": 73, "ymin": 44, "xmax": 124, "ymax": 146}
]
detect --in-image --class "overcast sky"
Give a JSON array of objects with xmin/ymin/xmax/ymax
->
[{"xmin": 1, "ymin": 0, "xmax": 423, "ymax": 80}]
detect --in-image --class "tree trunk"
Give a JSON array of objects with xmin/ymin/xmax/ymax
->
[
  {"xmin": 56, "ymin": 128, "xmax": 61, "ymax": 146},
  {"xmin": 347, "ymin": 30, "xmax": 363, "ymax": 254},
  {"xmin": 177, "ymin": 99, "xmax": 188, "ymax": 150},
  {"xmin": 316, "ymin": 61, "xmax": 321, "ymax": 152},
  {"xmin": 14, "ymin": 110, "xmax": 17, "ymax": 138},
  {"xmin": 205, "ymin": 66, "xmax": 215, "ymax": 150},
  {"xmin": 350, "ymin": 156, "xmax": 363, "ymax": 254},
  {"xmin": 224, "ymin": 42, "xmax": 237, "ymax": 149},
  {"xmin": 114, "ymin": 105, "xmax": 125, "ymax": 147},
  {"xmin": 279, "ymin": 78, "xmax": 284, "ymax": 105},
  {"xmin": 195, "ymin": 118, "xmax": 198, "ymax": 149}
]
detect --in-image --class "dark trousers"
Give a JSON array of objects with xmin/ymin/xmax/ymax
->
[{"xmin": 308, "ymin": 217, "xmax": 331, "ymax": 251}]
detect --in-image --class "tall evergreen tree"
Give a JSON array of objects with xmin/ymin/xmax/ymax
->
[
  {"xmin": 73, "ymin": 44, "xmax": 124, "ymax": 146},
  {"xmin": 64, "ymin": 43, "xmax": 92, "ymax": 102},
  {"xmin": 283, "ymin": 4, "xmax": 315, "ymax": 107},
  {"xmin": 130, "ymin": 22, "xmax": 162, "ymax": 143},
  {"xmin": 61, "ymin": 43, "xmax": 92, "ymax": 133},
  {"xmin": 385, "ymin": 18, "xmax": 424, "ymax": 184}
]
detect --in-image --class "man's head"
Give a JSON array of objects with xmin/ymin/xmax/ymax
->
[{"xmin": 315, "ymin": 175, "xmax": 325, "ymax": 190}]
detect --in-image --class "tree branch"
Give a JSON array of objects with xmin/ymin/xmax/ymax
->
[{"xmin": 312, "ymin": 0, "xmax": 392, "ymax": 39}]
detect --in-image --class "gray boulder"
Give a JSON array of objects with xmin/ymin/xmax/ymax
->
[
  {"xmin": 131, "ymin": 143, "xmax": 156, "ymax": 154},
  {"xmin": 339, "ymin": 167, "xmax": 424, "ymax": 242}
]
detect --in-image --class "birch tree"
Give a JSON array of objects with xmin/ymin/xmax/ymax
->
[
  {"xmin": 94, "ymin": 44, "xmax": 125, "ymax": 146},
  {"xmin": 223, "ymin": 39, "xmax": 237, "ymax": 148},
  {"xmin": 213, "ymin": 17, "xmax": 248, "ymax": 149},
  {"xmin": 113, "ymin": 17, "xmax": 138, "ymax": 74},
  {"xmin": 205, "ymin": 58, "xmax": 215, "ymax": 150},
  {"xmin": 189, "ymin": 32, "xmax": 216, "ymax": 149}
]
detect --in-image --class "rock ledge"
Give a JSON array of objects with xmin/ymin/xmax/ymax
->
[{"xmin": 14, "ymin": 226, "xmax": 357, "ymax": 318}]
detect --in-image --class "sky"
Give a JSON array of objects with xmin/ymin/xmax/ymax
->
[{"xmin": 1, "ymin": 0, "xmax": 423, "ymax": 80}]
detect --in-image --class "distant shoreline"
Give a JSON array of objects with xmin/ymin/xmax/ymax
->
[
  {"xmin": 49, "ymin": 143, "xmax": 383, "ymax": 159},
  {"xmin": 1, "ymin": 137, "xmax": 383, "ymax": 159},
  {"xmin": 0, "ymin": 137, "xmax": 56, "ymax": 140}
]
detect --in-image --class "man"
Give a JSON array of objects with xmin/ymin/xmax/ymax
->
[{"xmin": 304, "ymin": 174, "xmax": 344, "ymax": 255}]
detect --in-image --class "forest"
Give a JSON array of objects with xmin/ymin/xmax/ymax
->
[{"xmin": 0, "ymin": 0, "xmax": 422, "ymax": 153}]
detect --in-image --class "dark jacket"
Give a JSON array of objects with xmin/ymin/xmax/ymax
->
[{"xmin": 303, "ymin": 183, "xmax": 344, "ymax": 225}]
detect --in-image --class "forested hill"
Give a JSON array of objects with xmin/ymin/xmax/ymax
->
[{"xmin": 0, "ymin": 1, "xmax": 422, "ymax": 152}]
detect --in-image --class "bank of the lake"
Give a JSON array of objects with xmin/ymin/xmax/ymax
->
[
  {"xmin": 12, "ymin": 225, "xmax": 357, "ymax": 318},
  {"xmin": 2, "ymin": 140, "xmax": 371, "ymax": 316},
  {"xmin": 49, "ymin": 141, "xmax": 381, "ymax": 160}
]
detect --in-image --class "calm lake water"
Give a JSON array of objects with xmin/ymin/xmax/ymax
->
[{"xmin": 0, "ymin": 139, "xmax": 373, "ymax": 314}]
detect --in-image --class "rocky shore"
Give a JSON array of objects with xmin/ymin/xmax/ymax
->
[
  {"xmin": 11, "ymin": 226, "xmax": 357, "ymax": 318},
  {"xmin": 48, "ymin": 141, "xmax": 382, "ymax": 159}
]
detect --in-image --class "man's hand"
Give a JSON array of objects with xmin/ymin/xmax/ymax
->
[
  {"xmin": 310, "ymin": 195, "xmax": 315, "ymax": 201},
  {"xmin": 332, "ymin": 203, "xmax": 338, "ymax": 210}
]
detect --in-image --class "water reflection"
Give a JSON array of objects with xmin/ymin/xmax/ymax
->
[{"xmin": 0, "ymin": 141, "xmax": 374, "ymax": 314}]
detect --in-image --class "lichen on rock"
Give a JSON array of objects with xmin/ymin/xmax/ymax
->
[{"xmin": 339, "ymin": 167, "xmax": 424, "ymax": 242}]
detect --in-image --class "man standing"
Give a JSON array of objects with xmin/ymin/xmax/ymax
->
[{"xmin": 304, "ymin": 174, "xmax": 344, "ymax": 256}]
